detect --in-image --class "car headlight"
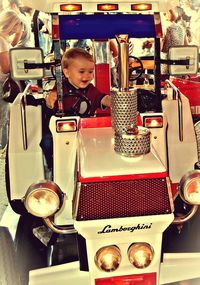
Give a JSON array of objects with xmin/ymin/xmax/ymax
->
[
  {"xmin": 179, "ymin": 170, "xmax": 200, "ymax": 205},
  {"xmin": 128, "ymin": 242, "xmax": 154, "ymax": 268},
  {"xmin": 94, "ymin": 245, "xmax": 122, "ymax": 272},
  {"xmin": 24, "ymin": 180, "xmax": 64, "ymax": 218}
]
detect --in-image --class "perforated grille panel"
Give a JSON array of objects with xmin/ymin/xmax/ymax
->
[
  {"xmin": 75, "ymin": 178, "xmax": 172, "ymax": 221},
  {"xmin": 111, "ymin": 90, "xmax": 137, "ymax": 133},
  {"xmin": 114, "ymin": 127, "xmax": 150, "ymax": 156}
]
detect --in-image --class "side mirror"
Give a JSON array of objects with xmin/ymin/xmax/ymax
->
[
  {"xmin": 168, "ymin": 45, "xmax": 198, "ymax": 76},
  {"xmin": 10, "ymin": 47, "xmax": 44, "ymax": 80}
]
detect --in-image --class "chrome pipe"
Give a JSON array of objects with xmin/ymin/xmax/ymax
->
[
  {"xmin": 44, "ymin": 217, "xmax": 77, "ymax": 235},
  {"xmin": 173, "ymin": 205, "xmax": 199, "ymax": 225},
  {"xmin": 116, "ymin": 34, "xmax": 129, "ymax": 91}
]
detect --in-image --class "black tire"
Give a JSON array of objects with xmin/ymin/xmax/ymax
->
[
  {"xmin": 15, "ymin": 215, "xmax": 48, "ymax": 285},
  {"xmin": 163, "ymin": 196, "xmax": 200, "ymax": 253},
  {"xmin": 0, "ymin": 226, "xmax": 22, "ymax": 285}
]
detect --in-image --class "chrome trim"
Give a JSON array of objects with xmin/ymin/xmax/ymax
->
[
  {"xmin": 179, "ymin": 170, "xmax": 200, "ymax": 205},
  {"xmin": 20, "ymin": 99, "xmax": 28, "ymax": 150},
  {"xmin": 173, "ymin": 205, "xmax": 199, "ymax": 225},
  {"xmin": 166, "ymin": 177, "xmax": 174, "ymax": 213},
  {"xmin": 44, "ymin": 217, "xmax": 77, "ymax": 234},
  {"xmin": 194, "ymin": 121, "xmax": 200, "ymax": 161},
  {"xmin": 20, "ymin": 84, "xmax": 32, "ymax": 150},
  {"xmin": 178, "ymin": 93, "xmax": 183, "ymax": 142},
  {"xmin": 116, "ymin": 34, "xmax": 129, "ymax": 91},
  {"xmin": 24, "ymin": 180, "xmax": 64, "ymax": 217},
  {"xmin": 72, "ymin": 182, "xmax": 82, "ymax": 219},
  {"xmin": 165, "ymin": 80, "xmax": 183, "ymax": 141}
]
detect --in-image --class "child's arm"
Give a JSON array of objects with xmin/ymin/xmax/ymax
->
[{"xmin": 45, "ymin": 89, "xmax": 57, "ymax": 109}]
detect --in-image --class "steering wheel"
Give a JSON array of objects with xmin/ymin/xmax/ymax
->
[
  {"xmin": 129, "ymin": 56, "xmax": 144, "ymax": 81},
  {"xmin": 62, "ymin": 91, "xmax": 91, "ymax": 117}
]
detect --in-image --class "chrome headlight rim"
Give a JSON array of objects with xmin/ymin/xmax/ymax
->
[
  {"xmin": 179, "ymin": 170, "xmax": 200, "ymax": 205},
  {"xmin": 24, "ymin": 180, "xmax": 64, "ymax": 218},
  {"xmin": 94, "ymin": 245, "xmax": 122, "ymax": 272},
  {"xmin": 127, "ymin": 242, "xmax": 154, "ymax": 269}
]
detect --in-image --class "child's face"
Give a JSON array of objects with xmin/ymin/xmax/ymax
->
[{"xmin": 63, "ymin": 57, "xmax": 95, "ymax": 89}]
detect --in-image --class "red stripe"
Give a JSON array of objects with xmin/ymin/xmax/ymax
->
[
  {"xmin": 78, "ymin": 171, "xmax": 168, "ymax": 183},
  {"xmin": 95, "ymin": 272, "xmax": 156, "ymax": 285},
  {"xmin": 79, "ymin": 117, "xmax": 112, "ymax": 128},
  {"xmin": 78, "ymin": 114, "xmax": 142, "ymax": 129}
]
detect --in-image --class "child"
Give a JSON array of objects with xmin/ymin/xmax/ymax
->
[
  {"xmin": 41, "ymin": 47, "xmax": 111, "ymax": 170},
  {"xmin": 46, "ymin": 47, "xmax": 110, "ymax": 111}
]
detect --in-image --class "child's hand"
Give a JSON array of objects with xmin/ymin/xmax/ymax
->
[
  {"xmin": 45, "ymin": 89, "xmax": 57, "ymax": 109},
  {"xmin": 101, "ymin": 95, "xmax": 111, "ymax": 107}
]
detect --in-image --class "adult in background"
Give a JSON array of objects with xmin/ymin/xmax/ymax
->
[
  {"xmin": 0, "ymin": 10, "xmax": 22, "ymax": 152},
  {"xmin": 3, "ymin": 0, "xmax": 32, "ymax": 48},
  {"xmin": 160, "ymin": 9, "xmax": 188, "ymax": 78},
  {"xmin": 38, "ymin": 12, "xmax": 52, "ymax": 56},
  {"xmin": 161, "ymin": 9, "xmax": 188, "ymax": 54},
  {"xmin": 20, "ymin": 6, "xmax": 35, "ymax": 47},
  {"xmin": 181, "ymin": 0, "xmax": 200, "ymax": 48}
]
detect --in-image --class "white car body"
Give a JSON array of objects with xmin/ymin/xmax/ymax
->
[{"xmin": 6, "ymin": 1, "xmax": 200, "ymax": 284}]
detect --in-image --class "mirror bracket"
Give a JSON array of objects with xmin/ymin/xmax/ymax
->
[{"xmin": 10, "ymin": 47, "xmax": 44, "ymax": 80}]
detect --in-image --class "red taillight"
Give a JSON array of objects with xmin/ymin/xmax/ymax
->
[
  {"xmin": 56, "ymin": 120, "xmax": 77, "ymax": 132},
  {"xmin": 60, "ymin": 4, "xmax": 82, "ymax": 11},
  {"xmin": 143, "ymin": 116, "xmax": 163, "ymax": 128}
]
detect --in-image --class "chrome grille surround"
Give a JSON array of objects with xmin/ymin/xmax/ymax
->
[{"xmin": 194, "ymin": 120, "xmax": 200, "ymax": 161}]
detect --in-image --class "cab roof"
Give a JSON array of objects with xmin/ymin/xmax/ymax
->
[{"xmin": 22, "ymin": 0, "xmax": 179, "ymax": 13}]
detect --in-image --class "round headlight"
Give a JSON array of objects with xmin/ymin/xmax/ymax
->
[
  {"xmin": 24, "ymin": 180, "xmax": 63, "ymax": 218},
  {"xmin": 94, "ymin": 245, "xmax": 122, "ymax": 272},
  {"xmin": 179, "ymin": 170, "xmax": 200, "ymax": 205},
  {"xmin": 128, "ymin": 242, "xmax": 154, "ymax": 268}
]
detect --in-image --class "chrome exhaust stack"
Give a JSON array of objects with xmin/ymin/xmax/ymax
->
[{"xmin": 111, "ymin": 35, "xmax": 150, "ymax": 157}]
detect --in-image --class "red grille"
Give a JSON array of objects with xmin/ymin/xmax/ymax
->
[{"xmin": 76, "ymin": 178, "xmax": 172, "ymax": 221}]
